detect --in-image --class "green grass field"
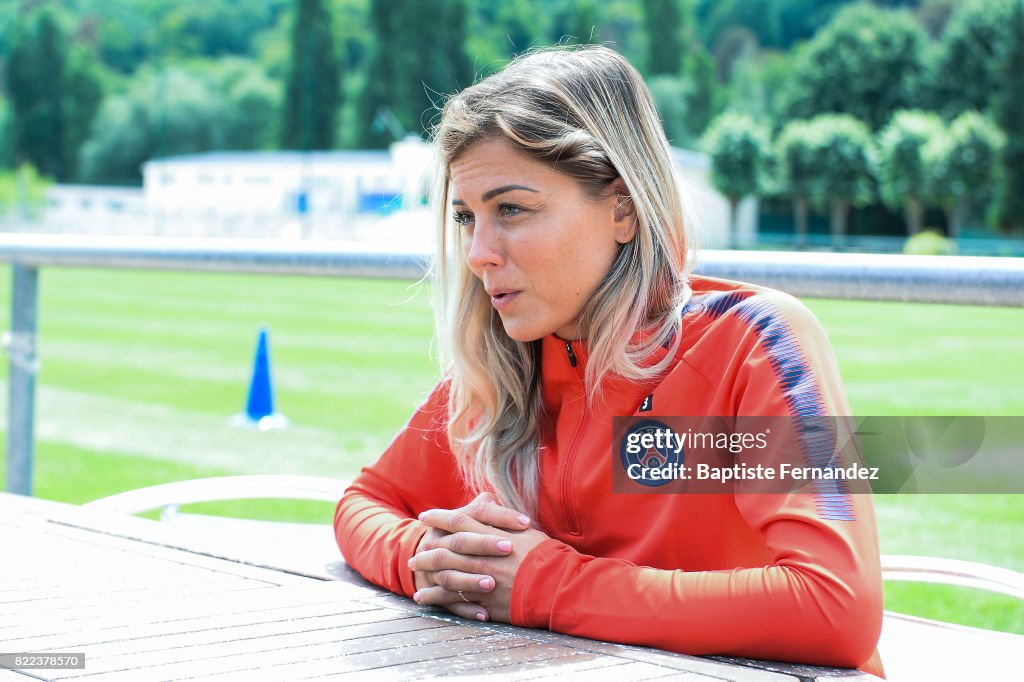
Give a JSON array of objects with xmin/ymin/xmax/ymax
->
[{"xmin": 1, "ymin": 266, "xmax": 1022, "ymax": 634}]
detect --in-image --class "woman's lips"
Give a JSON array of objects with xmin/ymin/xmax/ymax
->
[{"xmin": 489, "ymin": 290, "xmax": 521, "ymax": 310}]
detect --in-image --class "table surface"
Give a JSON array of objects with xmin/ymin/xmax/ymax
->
[{"xmin": 0, "ymin": 492, "xmax": 878, "ymax": 682}]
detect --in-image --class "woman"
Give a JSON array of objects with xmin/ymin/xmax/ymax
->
[{"xmin": 334, "ymin": 45, "xmax": 884, "ymax": 677}]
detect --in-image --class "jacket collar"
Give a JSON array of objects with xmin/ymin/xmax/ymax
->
[
  {"xmin": 540, "ymin": 335, "xmax": 585, "ymax": 414},
  {"xmin": 539, "ymin": 328, "xmax": 677, "ymax": 414}
]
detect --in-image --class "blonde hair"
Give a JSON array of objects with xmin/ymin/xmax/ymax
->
[{"xmin": 431, "ymin": 45, "xmax": 696, "ymax": 516}]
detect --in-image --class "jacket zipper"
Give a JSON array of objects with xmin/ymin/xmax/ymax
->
[
  {"xmin": 564, "ymin": 341, "xmax": 577, "ymax": 367},
  {"xmin": 562, "ymin": 340, "xmax": 585, "ymax": 536}
]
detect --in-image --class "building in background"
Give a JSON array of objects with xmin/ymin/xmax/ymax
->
[{"xmin": 28, "ymin": 140, "xmax": 746, "ymax": 249}]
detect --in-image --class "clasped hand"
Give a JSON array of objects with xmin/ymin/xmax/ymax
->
[{"xmin": 408, "ymin": 492, "xmax": 549, "ymax": 623}]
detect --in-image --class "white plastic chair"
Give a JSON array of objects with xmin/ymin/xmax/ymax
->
[
  {"xmin": 84, "ymin": 475, "xmax": 348, "ymax": 516},
  {"xmin": 83, "ymin": 475, "xmax": 350, "ymax": 576},
  {"xmin": 878, "ymin": 554, "xmax": 1024, "ymax": 680}
]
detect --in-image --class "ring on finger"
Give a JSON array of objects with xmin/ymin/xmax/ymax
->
[{"xmin": 457, "ymin": 590, "xmax": 471, "ymax": 603}]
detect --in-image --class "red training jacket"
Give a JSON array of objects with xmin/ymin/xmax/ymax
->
[{"xmin": 334, "ymin": 276, "xmax": 885, "ymax": 677}]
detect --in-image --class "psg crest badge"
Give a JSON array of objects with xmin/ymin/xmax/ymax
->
[{"xmin": 619, "ymin": 419, "xmax": 682, "ymax": 488}]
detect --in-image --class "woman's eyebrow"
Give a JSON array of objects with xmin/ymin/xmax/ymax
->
[{"xmin": 452, "ymin": 185, "xmax": 539, "ymax": 205}]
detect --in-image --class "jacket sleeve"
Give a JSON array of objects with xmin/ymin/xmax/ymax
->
[
  {"xmin": 509, "ymin": 293, "xmax": 884, "ymax": 672},
  {"xmin": 333, "ymin": 379, "xmax": 471, "ymax": 597}
]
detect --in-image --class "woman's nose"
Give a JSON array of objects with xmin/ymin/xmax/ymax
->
[{"xmin": 465, "ymin": 221, "xmax": 504, "ymax": 271}]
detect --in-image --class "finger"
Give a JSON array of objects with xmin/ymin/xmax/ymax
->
[
  {"xmin": 440, "ymin": 531, "xmax": 514, "ymax": 557},
  {"xmin": 447, "ymin": 601, "xmax": 490, "ymax": 622},
  {"xmin": 418, "ymin": 508, "xmax": 492, "ymax": 535},
  {"xmin": 411, "ymin": 581, "xmax": 487, "ymax": 618},
  {"xmin": 431, "ymin": 569, "xmax": 495, "ymax": 594},
  {"xmin": 415, "ymin": 527, "xmax": 451, "ymax": 552},
  {"xmin": 418, "ymin": 504, "xmax": 530, "ymax": 535},
  {"xmin": 408, "ymin": 547, "xmax": 490, "ymax": 575},
  {"xmin": 461, "ymin": 497, "xmax": 531, "ymax": 531}
]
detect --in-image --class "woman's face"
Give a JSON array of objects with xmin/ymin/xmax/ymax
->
[{"xmin": 450, "ymin": 137, "xmax": 635, "ymax": 342}]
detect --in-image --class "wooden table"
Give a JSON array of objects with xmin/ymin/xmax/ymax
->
[{"xmin": 0, "ymin": 493, "xmax": 878, "ymax": 681}]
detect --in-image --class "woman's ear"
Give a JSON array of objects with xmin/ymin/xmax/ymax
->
[{"xmin": 609, "ymin": 178, "xmax": 637, "ymax": 244}]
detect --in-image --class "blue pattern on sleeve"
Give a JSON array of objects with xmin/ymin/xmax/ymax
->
[{"xmin": 685, "ymin": 290, "xmax": 856, "ymax": 521}]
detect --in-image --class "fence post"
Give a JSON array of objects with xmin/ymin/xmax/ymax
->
[{"xmin": 6, "ymin": 264, "xmax": 38, "ymax": 495}]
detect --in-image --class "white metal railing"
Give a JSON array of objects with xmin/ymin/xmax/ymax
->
[{"xmin": 2, "ymin": 233, "xmax": 1022, "ymax": 495}]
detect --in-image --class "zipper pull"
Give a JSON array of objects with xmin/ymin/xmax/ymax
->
[{"xmin": 565, "ymin": 341, "xmax": 577, "ymax": 368}]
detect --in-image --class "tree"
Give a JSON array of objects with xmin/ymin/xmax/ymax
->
[
  {"xmin": 281, "ymin": 0, "xmax": 341, "ymax": 150},
  {"xmin": 464, "ymin": 0, "xmax": 542, "ymax": 68},
  {"xmin": 550, "ymin": 0, "xmax": 599, "ymax": 45},
  {"xmin": 357, "ymin": 0, "xmax": 472, "ymax": 148},
  {"xmin": 442, "ymin": 0, "xmax": 475, "ymax": 88},
  {"xmin": 595, "ymin": 1, "xmax": 647, "ymax": 67},
  {"xmin": 993, "ymin": 0, "xmax": 1024, "ymax": 233},
  {"xmin": 356, "ymin": 0, "xmax": 397, "ymax": 149},
  {"xmin": 62, "ymin": 46, "xmax": 105, "ymax": 181},
  {"xmin": 878, "ymin": 110, "xmax": 946, "ymax": 235},
  {"xmin": 786, "ymin": 4, "xmax": 928, "ymax": 130},
  {"xmin": 80, "ymin": 95, "xmax": 151, "ymax": 184},
  {"xmin": 696, "ymin": 0, "xmax": 848, "ymax": 50},
  {"xmin": 7, "ymin": 9, "xmax": 66, "ymax": 178},
  {"xmin": 5, "ymin": 8, "xmax": 107, "ymax": 183},
  {"xmin": 645, "ymin": 0, "xmax": 715, "ymax": 148},
  {"xmin": 570, "ymin": 0, "xmax": 599, "ymax": 44},
  {"xmin": 930, "ymin": 0, "xmax": 1014, "ymax": 119},
  {"xmin": 332, "ymin": 0, "xmax": 374, "ymax": 74},
  {"xmin": 0, "ymin": 99, "xmax": 13, "ymax": 169},
  {"xmin": 159, "ymin": 0, "xmax": 290, "ymax": 59},
  {"xmin": 211, "ymin": 58, "xmax": 284, "ymax": 150},
  {"xmin": 804, "ymin": 115, "xmax": 875, "ymax": 247},
  {"xmin": 916, "ymin": 0, "xmax": 960, "ymax": 38},
  {"xmin": 643, "ymin": 0, "xmax": 682, "ymax": 75},
  {"xmin": 648, "ymin": 76, "xmax": 692, "ymax": 147},
  {"xmin": 82, "ymin": 0, "xmax": 161, "ymax": 74},
  {"xmin": 924, "ymin": 112, "xmax": 1005, "ymax": 238},
  {"xmin": 702, "ymin": 112, "xmax": 770, "ymax": 249},
  {"xmin": 711, "ymin": 25, "xmax": 757, "ymax": 84},
  {"xmin": 724, "ymin": 54, "xmax": 767, "ymax": 119},
  {"xmin": 73, "ymin": 0, "xmax": 288, "ymax": 70},
  {"xmin": 775, "ymin": 120, "xmax": 816, "ymax": 248},
  {"xmin": 80, "ymin": 67, "xmax": 229, "ymax": 184},
  {"xmin": 684, "ymin": 44, "xmax": 717, "ymax": 138}
]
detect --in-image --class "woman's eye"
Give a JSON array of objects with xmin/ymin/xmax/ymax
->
[
  {"xmin": 497, "ymin": 203, "xmax": 522, "ymax": 218},
  {"xmin": 452, "ymin": 211, "xmax": 474, "ymax": 226}
]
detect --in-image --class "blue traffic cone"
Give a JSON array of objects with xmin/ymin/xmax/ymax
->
[{"xmin": 231, "ymin": 326, "xmax": 289, "ymax": 430}]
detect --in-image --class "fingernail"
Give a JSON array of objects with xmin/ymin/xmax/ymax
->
[
  {"xmin": 476, "ymin": 612, "xmax": 487, "ymax": 621},
  {"xmin": 518, "ymin": 514, "xmax": 530, "ymax": 525},
  {"xmin": 497, "ymin": 540, "xmax": 512, "ymax": 552},
  {"xmin": 479, "ymin": 578, "xmax": 492, "ymax": 590},
  {"xmin": 412, "ymin": 591, "xmax": 421, "ymax": 602},
  {"xmin": 418, "ymin": 511, "xmax": 426, "ymax": 520}
]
